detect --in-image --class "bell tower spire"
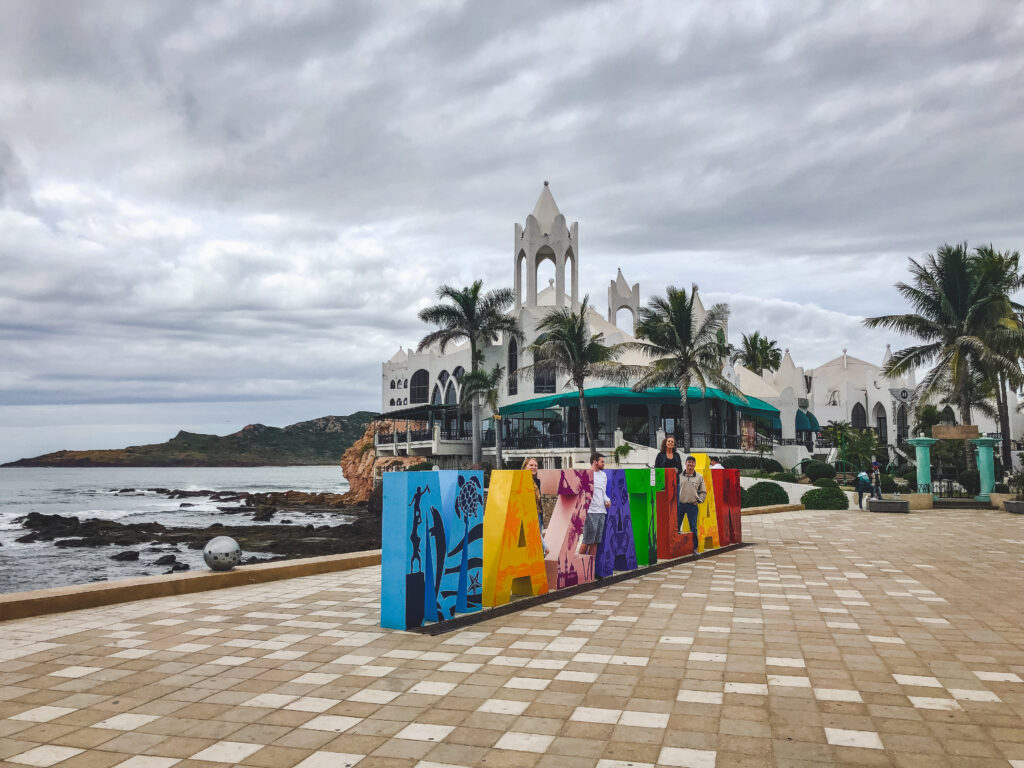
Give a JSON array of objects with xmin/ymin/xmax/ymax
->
[{"xmin": 514, "ymin": 182, "xmax": 578, "ymax": 311}]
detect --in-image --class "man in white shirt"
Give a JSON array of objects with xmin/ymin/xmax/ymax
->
[
  {"xmin": 579, "ymin": 453, "xmax": 610, "ymax": 556},
  {"xmin": 709, "ymin": 457, "xmax": 724, "ymax": 469}
]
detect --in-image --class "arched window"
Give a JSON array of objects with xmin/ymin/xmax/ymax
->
[
  {"xmin": 410, "ymin": 369, "xmax": 429, "ymax": 403},
  {"xmin": 403, "ymin": 379, "xmax": 408, "ymax": 388},
  {"xmin": 507, "ymin": 339, "xmax": 518, "ymax": 396},
  {"xmin": 445, "ymin": 382, "xmax": 457, "ymax": 405},
  {"xmin": 431, "ymin": 385, "xmax": 442, "ymax": 405},
  {"xmin": 533, "ymin": 361, "xmax": 556, "ymax": 394},
  {"xmin": 896, "ymin": 404, "xmax": 909, "ymax": 442},
  {"xmin": 851, "ymin": 402, "xmax": 867, "ymax": 429},
  {"xmin": 438, "ymin": 370, "xmax": 450, "ymax": 387},
  {"xmin": 404, "ymin": 397, "xmax": 408, "ymax": 405},
  {"xmin": 390, "ymin": 380, "xmax": 396, "ymax": 389},
  {"xmin": 389, "ymin": 398, "xmax": 395, "ymax": 406},
  {"xmin": 453, "ymin": 366, "xmax": 465, "ymax": 381}
]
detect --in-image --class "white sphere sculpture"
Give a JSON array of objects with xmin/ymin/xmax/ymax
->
[{"xmin": 204, "ymin": 536, "xmax": 242, "ymax": 571}]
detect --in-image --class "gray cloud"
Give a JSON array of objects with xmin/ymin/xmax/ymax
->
[{"xmin": 1, "ymin": 0, "xmax": 1022, "ymax": 461}]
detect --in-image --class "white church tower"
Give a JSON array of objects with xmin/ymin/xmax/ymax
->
[{"xmin": 514, "ymin": 182, "xmax": 579, "ymax": 311}]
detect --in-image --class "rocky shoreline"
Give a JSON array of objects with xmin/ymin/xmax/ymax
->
[{"xmin": 12, "ymin": 488, "xmax": 382, "ymax": 575}]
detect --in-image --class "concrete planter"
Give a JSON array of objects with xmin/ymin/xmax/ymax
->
[
  {"xmin": 867, "ymin": 499, "xmax": 909, "ymax": 513},
  {"xmin": 1004, "ymin": 499, "xmax": 1024, "ymax": 515},
  {"xmin": 988, "ymin": 493, "xmax": 1014, "ymax": 511},
  {"xmin": 904, "ymin": 493, "xmax": 933, "ymax": 510}
]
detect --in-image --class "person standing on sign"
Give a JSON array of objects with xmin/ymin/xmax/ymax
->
[
  {"xmin": 522, "ymin": 457, "xmax": 548, "ymax": 554},
  {"xmin": 579, "ymin": 453, "xmax": 610, "ymax": 557},
  {"xmin": 679, "ymin": 455, "xmax": 707, "ymax": 551},
  {"xmin": 654, "ymin": 436, "xmax": 683, "ymax": 475}
]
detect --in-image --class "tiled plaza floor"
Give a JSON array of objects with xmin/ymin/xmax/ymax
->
[{"xmin": 1, "ymin": 508, "xmax": 1023, "ymax": 768}]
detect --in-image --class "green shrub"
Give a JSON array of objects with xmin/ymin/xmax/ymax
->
[
  {"xmin": 803, "ymin": 460, "xmax": 836, "ymax": 481},
  {"xmin": 740, "ymin": 487, "xmax": 749, "ymax": 507},
  {"xmin": 742, "ymin": 481, "xmax": 789, "ymax": 508},
  {"xmin": 407, "ymin": 460, "xmax": 434, "ymax": 472},
  {"xmin": 879, "ymin": 474, "xmax": 898, "ymax": 493},
  {"xmin": 958, "ymin": 469, "xmax": 980, "ymax": 495},
  {"xmin": 812, "ymin": 478, "xmax": 839, "ymax": 489},
  {"xmin": 800, "ymin": 486, "xmax": 849, "ymax": 510},
  {"xmin": 723, "ymin": 455, "xmax": 783, "ymax": 473},
  {"xmin": 994, "ymin": 482, "xmax": 1010, "ymax": 493},
  {"xmin": 770, "ymin": 472, "xmax": 799, "ymax": 483},
  {"xmin": 898, "ymin": 466, "xmax": 918, "ymax": 482}
]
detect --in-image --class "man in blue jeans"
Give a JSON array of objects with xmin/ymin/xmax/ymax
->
[{"xmin": 678, "ymin": 456, "xmax": 707, "ymax": 552}]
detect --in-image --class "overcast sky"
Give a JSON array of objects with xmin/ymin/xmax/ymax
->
[{"xmin": 2, "ymin": 0, "xmax": 1023, "ymax": 462}]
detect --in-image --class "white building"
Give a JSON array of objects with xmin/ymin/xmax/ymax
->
[
  {"xmin": 377, "ymin": 184, "xmax": 781, "ymax": 468},
  {"xmin": 376, "ymin": 184, "xmax": 1023, "ymax": 469}
]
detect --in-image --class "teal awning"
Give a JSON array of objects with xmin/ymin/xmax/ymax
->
[
  {"xmin": 796, "ymin": 410, "xmax": 821, "ymax": 432},
  {"xmin": 499, "ymin": 386, "xmax": 779, "ymax": 417}
]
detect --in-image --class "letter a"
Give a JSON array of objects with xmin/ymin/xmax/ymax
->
[{"xmin": 481, "ymin": 470, "xmax": 548, "ymax": 607}]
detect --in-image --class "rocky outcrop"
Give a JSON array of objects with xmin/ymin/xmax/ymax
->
[
  {"xmin": 2, "ymin": 412, "xmax": 377, "ymax": 467},
  {"xmin": 339, "ymin": 421, "xmax": 424, "ymax": 504}
]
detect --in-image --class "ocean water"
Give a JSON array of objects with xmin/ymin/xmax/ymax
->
[{"xmin": 0, "ymin": 466, "xmax": 350, "ymax": 595}]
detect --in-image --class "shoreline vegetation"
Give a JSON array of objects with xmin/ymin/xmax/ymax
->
[{"xmin": 1, "ymin": 412, "xmax": 377, "ymax": 468}]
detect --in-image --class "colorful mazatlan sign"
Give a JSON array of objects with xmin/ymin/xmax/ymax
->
[{"xmin": 381, "ymin": 460, "xmax": 742, "ymax": 630}]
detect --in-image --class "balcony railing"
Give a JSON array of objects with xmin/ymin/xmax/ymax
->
[
  {"xmin": 503, "ymin": 432, "xmax": 614, "ymax": 450},
  {"xmin": 439, "ymin": 428, "xmax": 472, "ymax": 441},
  {"xmin": 409, "ymin": 429, "xmax": 432, "ymax": 441}
]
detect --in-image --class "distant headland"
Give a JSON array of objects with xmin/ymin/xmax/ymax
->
[{"xmin": 1, "ymin": 413, "xmax": 378, "ymax": 467}]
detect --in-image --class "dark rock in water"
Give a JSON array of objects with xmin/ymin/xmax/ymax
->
[
  {"xmin": 169, "ymin": 489, "xmax": 216, "ymax": 499},
  {"xmin": 111, "ymin": 550, "xmax": 139, "ymax": 561},
  {"xmin": 15, "ymin": 503, "xmax": 379, "ymax": 560},
  {"xmin": 164, "ymin": 562, "xmax": 190, "ymax": 573},
  {"xmin": 179, "ymin": 503, "xmax": 196, "ymax": 508},
  {"xmin": 56, "ymin": 537, "xmax": 107, "ymax": 548},
  {"xmin": 253, "ymin": 506, "xmax": 276, "ymax": 522},
  {"xmin": 154, "ymin": 554, "xmax": 177, "ymax": 565},
  {"xmin": 148, "ymin": 488, "xmax": 171, "ymax": 495},
  {"xmin": 117, "ymin": 488, "xmax": 136, "ymax": 493},
  {"xmin": 280, "ymin": 519, "xmax": 292, "ymax": 524}
]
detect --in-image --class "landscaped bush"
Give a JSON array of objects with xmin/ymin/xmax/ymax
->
[
  {"xmin": 879, "ymin": 474, "xmax": 898, "ymax": 493},
  {"xmin": 803, "ymin": 460, "xmax": 836, "ymax": 481},
  {"xmin": 898, "ymin": 466, "xmax": 918, "ymax": 482},
  {"xmin": 742, "ymin": 481, "xmax": 789, "ymax": 508},
  {"xmin": 812, "ymin": 478, "xmax": 839, "ymax": 489},
  {"xmin": 407, "ymin": 460, "xmax": 434, "ymax": 472},
  {"xmin": 801, "ymin": 486, "xmax": 850, "ymax": 510},
  {"xmin": 994, "ymin": 482, "xmax": 1009, "ymax": 493},
  {"xmin": 722, "ymin": 455, "xmax": 784, "ymax": 473},
  {"xmin": 958, "ymin": 469, "xmax": 980, "ymax": 495},
  {"xmin": 770, "ymin": 472, "xmax": 799, "ymax": 483}
]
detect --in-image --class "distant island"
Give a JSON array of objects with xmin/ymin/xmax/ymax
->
[{"xmin": 2, "ymin": 413, "xmax": 378, "ymax": 467}]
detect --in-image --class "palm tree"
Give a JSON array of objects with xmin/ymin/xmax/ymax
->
[
  {"xmin": 417, "ymin": 280, "xmax": 522, "ymax": 465},
  {"xmin": 864, "ymin": 243, "xmax": 1024, "ymax": 470},
  {"xmin": 973, "ymin": 245, "xmax": 1024, "ymax": 472},
  {"xmin": 460, "ymin": 365, "xmax": 506, "ymax": 468},
  {"xmin": 516, "ymin": 295, "xmax": 646, "ymax": 450},
  {"xmin": 627, "ymin": 284, "xmax": 744, "ymax": 452},
  {"xmin": 731, "ymin": 331, "xmax": 783, "ymax": 375}
]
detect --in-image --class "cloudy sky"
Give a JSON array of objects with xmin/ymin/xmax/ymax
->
[{"xmin": 2, "ymin": 0, "xmax": 1023, "ymax": 462}]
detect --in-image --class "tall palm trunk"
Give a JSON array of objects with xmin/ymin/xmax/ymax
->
[
  {"xmin": 494, "ymin": 414, "xmax": 504, "ymax": 469},
  {"xmin": 997, "ymin": 374, "xmax": 1012, "ymax": 475},
  {"xmin": 471, "ymin": 397, "xmax": 482, "ymax": 466},
  {"xmin": 578, "ymin": 390, "xmax": 596, "ymax": 450},
  {"xmin": 959, "ymin": 392, "xmax": 976, "ymax": 471},
  {"xmin": 679, "ymin": 378, "xmax": 691, "ymax": 453}
]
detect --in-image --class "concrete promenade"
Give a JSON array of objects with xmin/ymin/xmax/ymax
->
[{"xmin": 1, "ymin": 508, "xmax": 1022, "ymax": 768}]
